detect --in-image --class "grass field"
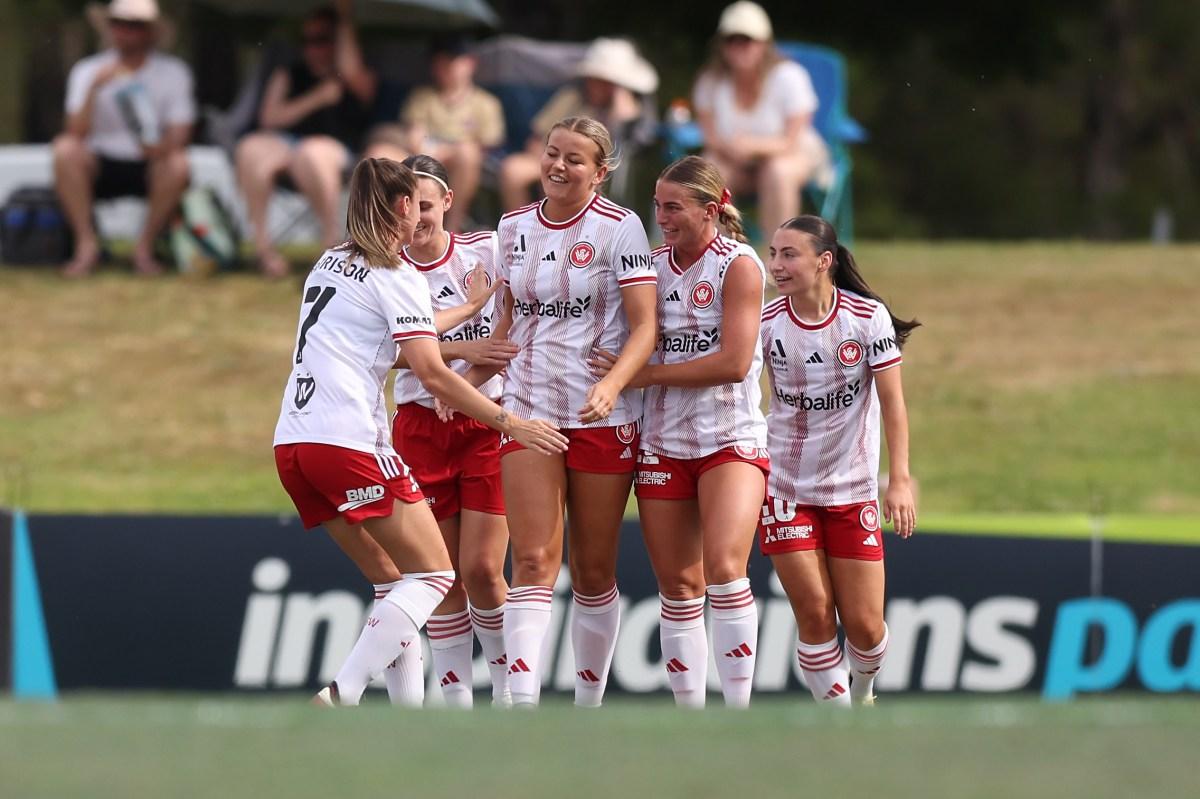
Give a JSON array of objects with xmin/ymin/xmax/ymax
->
[
  {"xmin": 2, "ymin": 695, "xmax": 1196, "ymax": 798},
  {"xmin": 2, "ymin": 242, "xmax": 1199, "ymax": 523}
]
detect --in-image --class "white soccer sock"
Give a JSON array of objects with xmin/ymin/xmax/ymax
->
[
  {"xmin": 428, "ymin": 611, "xmax": 475, "ymax": 708},
  {"xmin": 383, "ymin": 639, "xmax": 425, "ymax": 708},
  {"xmin": 470, "ymin": 603, "xmax": 511, "ymax": 706},
  {"xmin": 708, "ymin": 579, "xmax": 758, "ymax": 708},
  {"xmin": 331, "ymin": 571, "xmax": 454, "ymax": 705},
  {"xmin": 503, "ymin": 585, "xmax": 554, "ymax": 706},
  {"xmin": 659, "ymin": 594, "xmax": 708, "ymax": 708},
  {"xmin": 571, "ymin": 584, "xmax": 621, "ymax": 708},
  {"xmin": 846, "ymin": 624, "xmax": 889, "ymax": 703},
  {"xmin": 373, "ymin": 582, "xmax": 423, "ymax": 708},
  {"xmin": 797, "ymin": 636, "xmax": 852, "ymax": 707}
]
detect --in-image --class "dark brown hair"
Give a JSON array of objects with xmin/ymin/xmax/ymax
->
[{"xmin": 779, "ymin": 215, "xmax": 921, "ymax": 347}]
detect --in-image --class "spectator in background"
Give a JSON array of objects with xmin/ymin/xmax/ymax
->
[
  {"xmin": 54, "ymin": 0, "xmax": 194, "ymax": 277},
  {"xmin": 363, "ymin": 37, "xmax": 504, "ymax": 232},
  {"xmin": 694, "ymin": 1, "xmax": 833, "ymax": 236},
  {"xmin": 234, "ymin": 1, "xmax": 376, "ymax": 277},
  {"xmin": 497, "ymin": 38, "xmax": 658, "ymax": 211}
]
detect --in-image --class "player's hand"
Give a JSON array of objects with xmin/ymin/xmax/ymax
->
[
  {"xmin": 460, "ymin": 338, "xmax": 518, "ymax": 368},
  {"xmin": 884, "ymin": 476, "xmax": 916, "ymax": 539},
  {"xmin": 578, "ymin": 378, "xmax": 620, "ymax": 423},
  {"xmin": 434, "ymin": 397, "xmax": 455, "ymax": 422},
  {"xmin": 465, "ymin": 263, "xmax": 498, "ymax": 310},
  {"xmin": 508, "ymin": 417, "xmax": 569, "ymax": 456},
  {"xmin": 588, "ymin": 348, "xmax": 649, "ymax": 388}
]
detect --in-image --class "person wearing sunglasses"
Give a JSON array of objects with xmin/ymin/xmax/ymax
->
[
  {"xmin": 693, "ymin": 1, "xmax": 834, "ymax": 238},
  {"xmin": 234, "ymin": 0, "xmax": 377, "ymax": 277}
]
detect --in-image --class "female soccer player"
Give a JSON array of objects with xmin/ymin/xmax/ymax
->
[
  {"xmin": 759, "ymin": 215, "xmax": 918, "ymax": 706},
  {"xmin": 390, "ymin": 153, "xmax": 516, "ymax": 707},
  {"xmin": 272, "ymin": 157, "xmax": 567, "ymax": 706},
  {"xmin": 466, "ymin": 116, "xmax": 657, "ymax": 707},
  {"xmin": 591, "ymin": 156, "xmax": 766, "ymax": 708}
]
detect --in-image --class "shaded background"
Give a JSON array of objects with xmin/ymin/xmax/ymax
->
[{"xmin": 0, "ymin": 0, "xmax": 1196, "ymax": 240}]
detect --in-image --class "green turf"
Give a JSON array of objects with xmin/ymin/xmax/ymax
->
[{"xmin": 1, "ymin": 695, "xmax": 1195, "ymax": 799}]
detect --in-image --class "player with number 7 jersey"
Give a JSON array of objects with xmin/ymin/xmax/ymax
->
[{"xmin": 272, "ymin": 159, "xmax": 567, "ymax": 708}]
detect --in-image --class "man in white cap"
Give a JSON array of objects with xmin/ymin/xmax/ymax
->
[
  {"xmin": 497, "ymin": 38, "xmax": 659, "ymax": 211},
  {"xmin": 54, "ymin": 0, "xmax": 195, "ymax": 276}
]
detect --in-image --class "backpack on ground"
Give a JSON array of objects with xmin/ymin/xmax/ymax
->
[
  {"xmin": 0, "ymin": 186, "xmax": 73, "ymax": 266},
  {"xmin": 170, "ymin": 186, "xmax": 240, "ymax": 275}
]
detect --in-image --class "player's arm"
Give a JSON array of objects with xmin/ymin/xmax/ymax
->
[
  {"xmin": 875, "ymin": 364, "xmax": 916, "ymax": 538},
  {"xmin": 462, "ymin": 284, "xmax": 515, "ymax": 388},
  {"xmin": 579, "ymin": 283, "xmax": 656, "ymax": 423},
  {"xmin": 433, "ymin": 263, "xmax": 496, "ymax": 333},
  {"xmin": 394, "ymin": 338, "xmax": 517, "ymax": 369},
  {"xmin": 594, "ymin": 256, "xmax": 762, "ymax": 388},
  {"xmin": 400, "ymin": 337, "xmax": 566, "ymax": 455}
]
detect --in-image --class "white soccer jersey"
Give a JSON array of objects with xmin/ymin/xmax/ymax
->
[
  {"xmin": 641, "ymin": 235, "xmax": 768, "ymax": 458},
  {"xmin": 496, "ymin": 194, "xmax": 656, "ymax": 428},
  {"xmin": 392, "ymin": 231, "xmax": 504, "ymax": 408},
  {"xmin": 274, "ymin": 248, "xmax": 437, "ymax": 457},
  {"xmin": 760, "ymin": 289, "xmax": 903, "ymax": 506}
]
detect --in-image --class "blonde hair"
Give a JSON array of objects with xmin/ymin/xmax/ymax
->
[
  {"xmin": 658, "ymin": 155, "xmax": 748, "ymax": 243},
  {"xmin": 341, "ymin": 158, "xmax": 417, "ymax": 269},
  {"xmin": 547, "ymin": 115, "xmax": 621, "ymax": 175}
]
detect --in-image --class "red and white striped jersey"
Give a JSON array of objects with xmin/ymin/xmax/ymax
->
[
  {"xmin": 275, "ymin": 248, "xmax": 437, "ymax": 457},
  {"xmin": 496, "ymin": 194, "xmax": 655, "ymax": 428},
  {"xmin": 392, "ymin": 231, "xmax": 504, "ymax": 408},
  {"xmin": 760, "ymin": 288, "xmax": 902, "ymax": 505},
  {"xmin": 641, "ymin": 235, "xmax": 768, "ymax": 458}
]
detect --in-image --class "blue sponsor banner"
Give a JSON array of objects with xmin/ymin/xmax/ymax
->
[{"xmin": 6, "ymin": 512, "xmax": 1200, "ymax": 699}]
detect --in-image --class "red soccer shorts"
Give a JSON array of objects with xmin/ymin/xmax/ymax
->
[
  {"xmin": 274, "ymin": 442, "xmax": 424, "ymax": 530},
  {"xmin": 392, "ymin": 402, "xmax": 505, "ymax": 521},
  {"xmin": 634, "ymin": 446, "xmax": 770, "ymax": 500},
  {"xmin": 499, "ymin": 420, "xmax": 639, "ymax": 474},
  {"xmin": 758, "ymin": 496, "xmax": 884, "ymax": 561}
]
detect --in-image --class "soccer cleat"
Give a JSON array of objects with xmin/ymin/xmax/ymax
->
[
  {"xmin": 311, "ymin": 682, "xmax": 340, "ymax": 707},
  {"xmin": 859, "ymin": 694, "xmax": 877, "ymax": 707}
]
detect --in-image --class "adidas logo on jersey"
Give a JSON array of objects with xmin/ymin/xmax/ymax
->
[
  {"xmin": 863, "ymin": 533, "xmax": 880, "ymax": 547},
  {"xmin": 806, "ymin": 352, "xmax": 824, "ymax": 364},
  {"xmin": 666, "ymin": 290, "xmax": 682, "ymax": 302},
  {"xmin": 436, "ymin": 285, "xmax": 455, "ymax": 299},
  {"xmin": 542, "ymin": 251, "xmax": 557, "ymax": 261},
  {"xmin": 620, "ymin": 446, "xmax": 633, "ymax": 459}
]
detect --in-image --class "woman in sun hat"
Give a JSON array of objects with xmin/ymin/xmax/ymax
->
[
  {"xmin": 498, "ymin": 38, "xmax": 659, "ymax": 211},
  {"xmin": 693, "ymin": 1, "xmax": 834, "ymax": 236}
]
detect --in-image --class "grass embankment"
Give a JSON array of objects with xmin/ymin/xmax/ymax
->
[{"xmin": 2, "ymin": 242, "xmax": 1198, "ymax": 535}]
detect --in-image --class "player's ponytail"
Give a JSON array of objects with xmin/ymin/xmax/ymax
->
[
  {"xmin": 343, "ymin": 157, "xmax": 418, "ymax": 269},
  {"xmin": 658, "ymin": 155, "xmax": 749, "ymax": 243},
  {"xmin": 779, "ymin": 215, "xmax": 921, "ymax": 348}
]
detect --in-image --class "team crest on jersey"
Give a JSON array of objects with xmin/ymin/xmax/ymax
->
[
  {"xmin": 615, "ymin": 423, "xmax": 637, "ymax": 444},
  {"xmin": 837, "ymin": 339, "xmax": 865, "ymax": 367},
  {"xmin": 294, "ymin": 374, "xmax": 317, "ymax": 409},
  {"xmin": 734, "ymin": 445, "xmax": 760, "ymax": 460},
  {"xmin": 859, "ymin": 503, "xmax": 880, "ymax": 532},
  {"xmin": 569, "ymin": 242, "xmax": 596, "ymax": 268},
  {"xmin": 463, "ymin": 269, "xmax": 493, "ymax": 291},
  {"xmin": 692, "ymin": 281, "xmax": 715, "ymax": 308}
]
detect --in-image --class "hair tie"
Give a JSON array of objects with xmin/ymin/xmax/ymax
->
[
  {"xmin": 413, "ymin": 170, "xmax": 450, "ymax": 194},
  {"xmin": 719, "ymin": 187, "xmax": 732, "ymax": 210}
]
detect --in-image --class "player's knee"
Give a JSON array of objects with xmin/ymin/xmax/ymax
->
[
  {"xmin": 657, "ymin": 579, "xmax": 705, "ymax": 602},
  {"xmin": 459, "ymin": 557, "xmax": 504, "ymax": 597},
  {"xmin": 510, "ymin": 547, "xmax": 558, "ymax": 585},
  {"xmin": 569, "ymin": 563, "xmax": 616, "ymax": 596},
  {"xmin": 701, "ymin": 560, "xmax": 745, "ymax": 588},
  {"xmin": 841, "ymin": 613, "xmax": 885, "ymax": 647},
  {"xmin": 792, "ymin": 598, "xmax": 837, "ymax": 638}
]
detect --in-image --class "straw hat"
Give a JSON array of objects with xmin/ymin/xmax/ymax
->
[
  {"xmin": 717, "ymin": 1, "xmax": 773, "ymax": 41},
  {"xmin": 574, "ymin": 38, "xmax": 659, "ymax": 95},
  {"xmin": 108, "ymin": 0, "xmax": 159, "ymax": 22}
]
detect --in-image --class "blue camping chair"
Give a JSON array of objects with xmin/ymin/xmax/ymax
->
[{"xmin": 662, "ymin": 41, "xmax": 866, "ymax": 242}]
